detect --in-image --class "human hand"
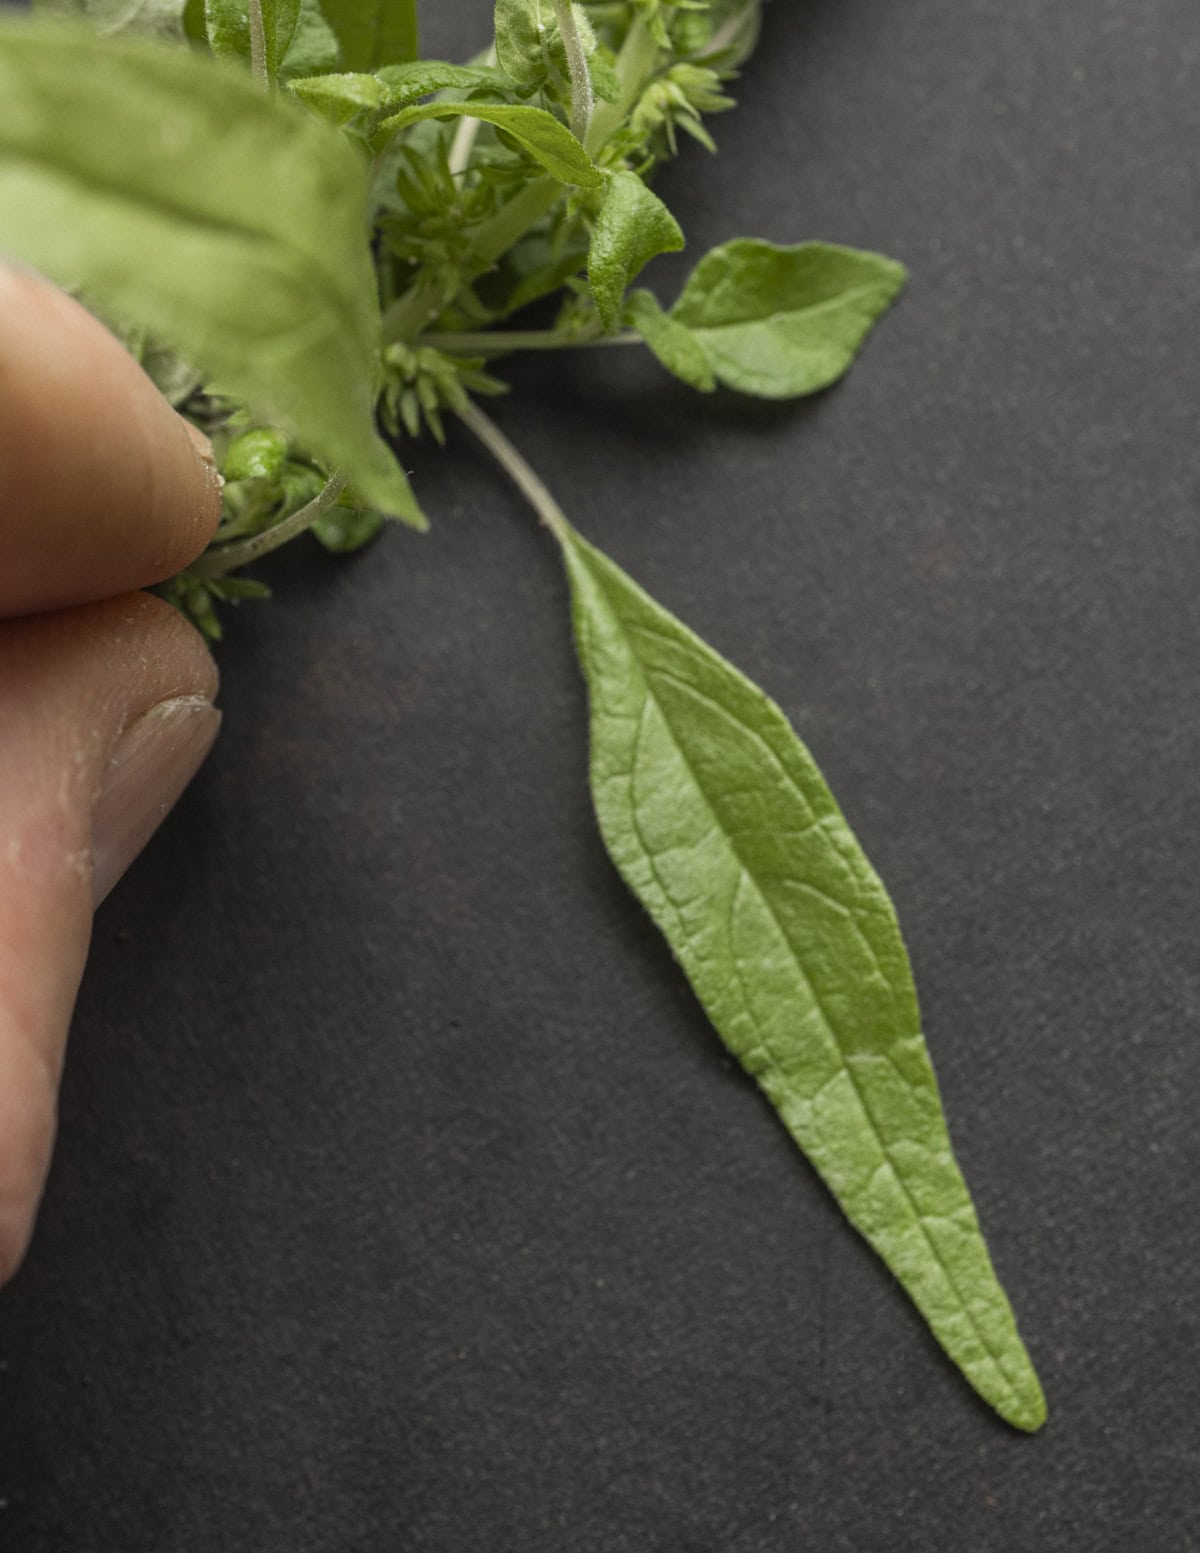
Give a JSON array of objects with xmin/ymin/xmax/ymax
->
[{"xmin": 0, "ymin": 266, "xmax": 223, "ymax": 1284}]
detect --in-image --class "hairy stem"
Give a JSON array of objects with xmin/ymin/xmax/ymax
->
[
  {"xmin": 456, "ymin": 401, "xmax": 569, "ymax": 543},
  {"xmin": 191, "ymin": 473, "xmax": 349, "ymax": 577},
  {"xmin": 551, "ymin": 0, "xmax": 595, "ymax": 142},
  {"xmin": 585, "ymin": 15, "xmax": 658, "ymax": 155},
  {"xmin": 248, "ymin": 0, "xmax": 268, "ymax": 86}
]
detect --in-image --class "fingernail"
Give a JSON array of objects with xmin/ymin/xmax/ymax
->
[
  {"xmin": 91, "ymin": 695, "xmax": 221, "ymax": 907},
  {"xmin": 178, "ymin": 415, "xmax": 225, "ymax": 492}
]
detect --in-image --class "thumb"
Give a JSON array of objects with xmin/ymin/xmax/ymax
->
[{"xmin": 0, "ymin": 593, "xmax": 219, "ymax": 1283}]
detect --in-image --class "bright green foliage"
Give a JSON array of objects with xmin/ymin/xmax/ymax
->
[
  {"xmin": 0, "ymin": 24, "xmax": 418, "ymax": 520},
  {"xmin": 289, "ymin": 68, "xmax": 389, "ymax": 122},
  {"xmin": 588, "ymin": 171, "xmax": 684, "ymax": 332},
  {"xmin": 290, "ymin": 63, "xmax": 510, "ymax": 125},
  {"xmin": 318, "ymin": 0, "xmax": 417, "ymax": 71},
  {"xmin": 0, "ymin": 0, "xmax": 1046, "ymax": 1434},
  {"xmin": 624, "ymin": 289, "xmax": 715, "ymax": 391},
  {"xmin": 670, "ymin": 239, "xmax": 908, "ymax": 397},
  {"xmin": 374, "ymin": 102, "xmax": 603, "ymax": 188},
  {"xmin": 560, "ymin": 525, "xmax": 1047, "ymax": 1433}
]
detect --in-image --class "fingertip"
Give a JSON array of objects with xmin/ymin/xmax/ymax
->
[{"xmin": 0, "ymin": 267, "xmax": 224, "ymax": 616}]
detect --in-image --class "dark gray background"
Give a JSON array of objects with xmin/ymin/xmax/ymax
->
[{"xmin": 2, "ymin": 0, "xmax": 1199, "ymax": 1547}]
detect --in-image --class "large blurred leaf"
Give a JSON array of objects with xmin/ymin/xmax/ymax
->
[{"xmin": 0, "ymin": 21, "xmax": 421, "ymax": 521}]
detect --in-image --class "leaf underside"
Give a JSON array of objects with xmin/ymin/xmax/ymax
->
[{"xmin": 561, "ymin": 527, "xmax": 1046, "ymax": 1432}]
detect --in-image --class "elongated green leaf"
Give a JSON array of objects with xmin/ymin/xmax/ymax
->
[
  {"xmin": 0, "ymin": 21, "xmax": 420, "ymax": 523},
  {"xmin": 670, "ymin": 239, "xmax": 906, "ymax": 398},
  {"xmin": 588, "ymin": 170, "xmax": 683, "ymax": 332},
  {"xmin": 291, "ymin": 63, "xmax": 512, "ymax": 125},
  {"xmin": 559, "ymin": 526, "xmax": 1046, "ymax": 1432},
  {"xmin": 624, "ymin": 288, "xmax": 715, "ymax": 391},
  {"xmin": 375, "ymin": 101, "xmax": 603, "ymax": 188},
  {"xmin": 318, "ymin": 0, "xmax": 416, "ymax": 70}
]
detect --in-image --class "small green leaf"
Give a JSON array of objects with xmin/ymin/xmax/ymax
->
[
  {"xmin": 318, "ymin": 0, "xmax": 416, "ymax": 71},
  {"xmin": 588, "ymin": 170, "xmax": 684, "ymax": 333},
  {"xmin": 0, "ymin": 22, "xmax": 419, "ymax": 521},
  {"xmin": 624, "ymin": 288, "xmax": 715, "ymax": 392},
  {"xmin": 558, "ymin": 525, "xmax": 1046, "ymax": 1433},
  {"xmin": 493, "ymin": 0, "xmax": 548, "ymax": 89},
  {"xmin": 289, "ymin": 69, "xmax": 388, "ymax": 124},
  {"xmin": 374, "ymin": 101, "xmax": 603, "ymax": 188},
  {"xmin": 669, "ymin": 239, "xmax": 906, "ymax": 398}
]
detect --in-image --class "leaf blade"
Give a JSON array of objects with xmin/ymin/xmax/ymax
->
[
  {"xmin": 559, "ymin": 526, "xmax": 1046, "ymax": 1433},
  {"xmin": 670, "ymin": 238, "xmax": 906, "ymax": 398},
  {"xmin": 588, "ymin": 170, "xmax": 683, "ymax": 332}
]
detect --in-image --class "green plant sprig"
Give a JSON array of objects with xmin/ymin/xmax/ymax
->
[{"xmin": 0, "ymin": 0, "xmax": 1046, "ymax": 1431}]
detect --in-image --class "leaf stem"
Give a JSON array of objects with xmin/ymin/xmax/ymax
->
[
  {"xmin": 585, "ymin": 15, "xmax": 658, "ymax": 155},
  {"xmin": 190, "ymin": 473, "xmax": 349, "ymax": 577},
  {"xmin": 551, "ymin": 0, "xmax": 594, "ymax": 142},
  {"xmin": 420, "ymin": 326, "xmax": 640, "ymax": 355},
  {"xmin": 455, "ymin": 400, "xmax": 569, "ymax": 543},
  {"xmin": 248, "ymin": 0, "xmax": 268, "ymax": 86},
  {"xmin": 447, "ymin": 44, "xmax": 498, "ymax": 178}
]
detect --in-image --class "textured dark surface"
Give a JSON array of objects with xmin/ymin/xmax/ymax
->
[{"xmin": 2, "ymin": 0, "xmax": 1199, "ymax": 1547}]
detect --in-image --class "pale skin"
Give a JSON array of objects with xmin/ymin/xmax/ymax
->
[{"xmin": 0, "ymin": 266, "xmax": 223, "ymax": 1284}]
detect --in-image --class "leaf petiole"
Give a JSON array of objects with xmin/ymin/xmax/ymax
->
[
  {"xmin": 455, "ymin": 399, "xmax": 569, "ymax": 544},
  {"xmin": 551, "ymin": 0, "xmax": 594, "ymax": 142},
  {"xmin": 190, "ymin": 471, "xmax": 350, "ymax": 576}
]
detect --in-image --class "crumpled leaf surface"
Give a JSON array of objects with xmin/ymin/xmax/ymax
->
[{"xmin": 560, "ymin": 524, "xmax": 1047, "ymax": 1432}]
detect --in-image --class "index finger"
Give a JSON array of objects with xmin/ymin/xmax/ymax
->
[{"xmin": 0, "ymin": 266, "xmax": 222, "ymax": 618}]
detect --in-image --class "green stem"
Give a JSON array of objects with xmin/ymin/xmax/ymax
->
[
  {"xmin": 551, "ymin": 0, "xmax": 595, "ymax": 142},
  {"xmin": 191, "ymin": 473, "xmax": 349, "ymax": 577},
  {"xmin": 585, "ymin": 15, "xmax": 658, "ymax": 155},
  {"xmin": 456, "ymin": 401, "xmax": 569, "ymax": 543},
  {"xmin": 419, "ymin": 326, "xmax": 640, "ymax": 355},
  {"xmin": 248, "ymin": 0, "xmax": 268, "ymax": 86}
]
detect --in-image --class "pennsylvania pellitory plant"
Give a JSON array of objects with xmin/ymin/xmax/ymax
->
[{"xmin": 0, "ymin": 0, "xmax": 1046, "ymax": 1430}]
